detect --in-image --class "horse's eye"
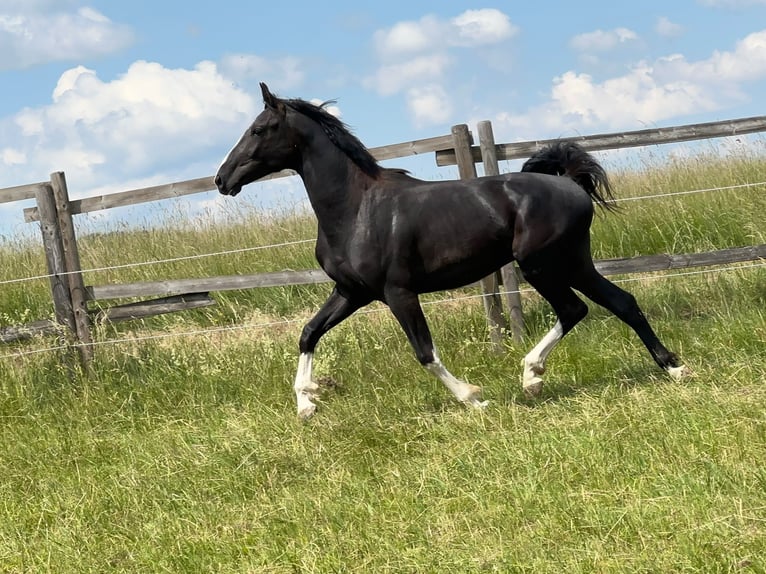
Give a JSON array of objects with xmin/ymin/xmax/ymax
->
[{"xmin": 250, "ymin": 126, "xmax": 264, "ymax": 136}]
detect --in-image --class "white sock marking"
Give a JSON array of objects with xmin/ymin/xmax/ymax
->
[
  {"xmin": 426, "ymin": 351, "xmax": 488, "ymax": 409},
  {"xmin": 666, "ymin": 364, "xmax": 690, "ymax": 380},
  {"xmin": 294, "ymin": 352, "xmax": 319, "ymax": 419},
  {"xmin": 522, "ymin": 320, "xmax": 564, "ymax": 394}
]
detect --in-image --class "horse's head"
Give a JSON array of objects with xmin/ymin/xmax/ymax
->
[{"xmin": 215, "ymin": 83, "xmax": 300, "ymax": 196}]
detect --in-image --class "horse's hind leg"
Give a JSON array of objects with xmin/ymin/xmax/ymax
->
[
  {"xmin": 385, "ymin": 286, "xmax": 488, "ymax": 409},
  {"xmin": 518, "ymin": 270, "xmax": 590, "ymax": 396},
  {"xmin": 572, "ymin": 268, "xmax": 688, "ymax": 379}
]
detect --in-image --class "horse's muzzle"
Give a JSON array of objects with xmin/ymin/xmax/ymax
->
[{"xmin": 214, "ymin": 174, "xmax": 241, "ymax": 197}]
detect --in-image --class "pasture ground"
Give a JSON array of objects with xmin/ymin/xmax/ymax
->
[{"xmin": 0, "ymin": 150, "xmax": 765, "ymax": 572}]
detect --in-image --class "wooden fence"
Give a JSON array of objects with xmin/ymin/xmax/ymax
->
[{"xmin": 2, "ymin": 115, "xmax": 766, "ymax": 362}]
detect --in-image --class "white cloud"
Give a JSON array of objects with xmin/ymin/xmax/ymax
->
[
  {"xmin": 374, "ymin": 16, "xmax": 440, "ymax": 57},
  {"xmin": 308, "ymin": 99, "xmax": 341, "ymax": 118},
  {"xmin": 494, "ymin": 30, "xmax": 766, "ymax": 138},
  {"xmin": 406, "ymin": 85, "xmax": 453, "ymax": 127},
  {"xmin": 366, "ymin": 8, "xmax": 516, "ymax": 128},
  {"xmin": 0, "ymin": 5, "xmax": 133, "ymax": 70},
  {"xmin": 571, "ymin": 28, "xmax": 638, "ymax": 52},
  {"xmin": 364, "ymin": 54, "xmax": 450, "ymax": 96},
  {"xmin": 450, "ymin": 9, "xmax": 518, "ymax": 46},
  {"xmin": 2, "ymin": 60, "xmax": 257, "ymax": 193},
  {"xmin": 496, "ymin": 66, "xmax": 715, "ymax": 136},
  {"xmin": 655, "ymin": 17, "xmax": 683, "ymax": 38},
  {"xmin": 373, "ymin": 9, "xmax": 517, "ymax": 59},
  {"xmin": 219, "ymin": 53, "xmax": 305, "ymax": 91},
  {"xmin": 654, "ymin": 30, "xmax": 766, "ymax": 84},
  {"xmin": 1, "ymin": 147, "xmax": 25, "ymax": 166}
]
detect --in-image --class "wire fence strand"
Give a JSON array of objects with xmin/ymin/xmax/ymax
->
[
  {"xmin": 2, "ymin": 260, "xmax": 763, "ymax": 362},
  {"xmin": 0, "ymin": 238, "xmax": 316, "ymax": 286},
  {"xmin": 1, "ymin": 179, "xmax": 764, "ymax": 288},
  {"xmin": 609, "ymin": 181, "xmax": 766, "ymax": 204}
]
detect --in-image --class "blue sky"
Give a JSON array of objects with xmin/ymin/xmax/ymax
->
[{"xmin": 1, "ymin": 0, "xmax": 766, "ymax": 236}]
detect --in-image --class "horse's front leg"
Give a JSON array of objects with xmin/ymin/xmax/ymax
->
[
  {"xmin": 385, "ymin": 286, "xmax": 488, "ymax": 409},
  {"xmin": 295, "ymin": 287, "xmax": 367, "ymax": 419}
]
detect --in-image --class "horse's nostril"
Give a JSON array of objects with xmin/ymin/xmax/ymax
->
[{"xmin": 214, "ymin": 174, "xmax": 222, "ymax": 187}]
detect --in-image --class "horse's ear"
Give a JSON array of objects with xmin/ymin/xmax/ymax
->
[{"xmin": 260, "ymin": 82, "xmax": 284, "ymax": 114}]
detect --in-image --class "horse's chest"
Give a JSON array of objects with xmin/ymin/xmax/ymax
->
[{"xmin": 317, "ymin": 248, "xmax": 379, "ymax": 293}]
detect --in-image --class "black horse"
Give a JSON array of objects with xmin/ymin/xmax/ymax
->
[{"xmin": 216, "ymin": 83, "xmax": 687, "ymax": 419}]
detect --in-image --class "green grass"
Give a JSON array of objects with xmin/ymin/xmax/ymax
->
[{"xmin": 0, "ymin": 151, "xmax": 765, "ymax": 572}]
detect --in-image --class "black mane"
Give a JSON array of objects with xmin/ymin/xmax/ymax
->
[{"xmin": 284, "ymin": 97, "xmax": 382, "ymax": 178}]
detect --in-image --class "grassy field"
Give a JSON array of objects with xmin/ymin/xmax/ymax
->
[{"xmin": 0, "ymin": 151, "xmax": 765, "ymax": 572}]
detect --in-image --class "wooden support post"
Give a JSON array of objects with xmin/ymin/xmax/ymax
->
[
  {"xmin": 35, "ymin": 183, "xmax": 78, "ymax": 361},
  {"xmin": 50, "ymin": 172, "xmax": 93, "ymax": 366},
  {"xmin": 476, "ymin": 120, "xmax": 525, "ymax": 344},
  {"xmin": 451, "ymin": 123, "xmax": 507, "ymax": 351}
]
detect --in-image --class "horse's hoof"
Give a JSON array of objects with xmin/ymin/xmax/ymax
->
[
  {"xmin": 297, "ymin": 403, "xmax": 317, "ymax": 421},
  {"xmin": 522, "ymin": 359, "xmax": 545, "ymax": 398},
  {"xmin": 666, "ymin": 364, "xmax": 691, "ymax": 380},
  {"xmin": 296, "ymin": 390, "xmax": 319, "ymax": 420},
  {"xmin": 465, "ymin": 397, "xmax": 490, "ymax": 410},
  {"xmin": 459, "ymin": 384, "xmax": 488, "ymax": 409},
  {"xmin": 523, "ymin": 380, "xmax": 544, "ymax": 398}
]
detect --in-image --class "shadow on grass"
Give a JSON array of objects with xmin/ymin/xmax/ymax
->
[{"xmin": 492, "ymin": 360, "xmax": 672, "ymax": 408}]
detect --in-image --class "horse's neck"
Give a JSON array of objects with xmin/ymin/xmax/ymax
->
[{"xmin": 298, "ymin": 146, "xmax": 370, "ymax": 245}]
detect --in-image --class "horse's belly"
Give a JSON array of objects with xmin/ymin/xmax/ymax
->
[{"xmin": 415, "ymin": 242, "xmax": 515, "ymax": 293}]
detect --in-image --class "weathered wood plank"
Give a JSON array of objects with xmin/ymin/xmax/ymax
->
[
  {"xmin": 436, "ymin": 115, "xmax": 766, "ymax": 166},
  {"xmin": 370, "ymin": 134, "xmax": 457, "ymax": 161},
  {"xmin": 24, "ymin": 173, "xmax": 293, "ymax": 221},
  {"xmin": 594, "ymin": 244, "xmax": 766, "ymax": 276},
  {"xmin": 93, "ymin": 293, "xmax": 216, "ymax": 323},
  {"xmin": 35, "ymin": 184, "xmax": 77, "ymax": 336},
  {"xmin": 0, "ymin": 292, "xmax": 251, "ymax": 344},
  {"xmin": 15, "ymin": 116, "xmax": 766, "ymax": 218},
  {"xmin": 451, "ymin": 123, "xmax": 507, "ymax": 350},
  {"xmin": 0, "ymin": 181, "xmax": 49, "ymax": 204},
  {"xmin": 478, "ymin": 119, "xmax": 524, "ymax": 343},
  {"xmin": 0, "ymin": 319, "xmax": 62, "ymax": 343},
  {"xmin": 86, "ymin": 269, "xmax": 331, "ymax": 301},
  {"xmin": 23, "ymin": 135, "xmax": 459, "ymax": 221},
  {"xmin": 26, "ymin": 175, "xmax": 216, "ymax": 222},
  {"xmin": 84, "ymin": 244, "xmax": 765, "ymax": 302},
  {"xmin": 51, "ymin": 171, "xmax": 93, "ymax": 365},
  {"xmin": 6, "ymin": 245, "xmax": 762, "ymax": 344},
  {"xmin": 0, "ymin": 295, "xmax": 216, "ymax": 342}
]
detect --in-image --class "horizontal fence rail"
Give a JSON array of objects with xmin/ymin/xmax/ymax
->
[
  {"xmin": 436, "ymin": 115, "xmax": 766, "ymax": 166},
  {"xmin": 594, "ymin": 244, "xmax": 766, "ymax": 275},
  {"xmin": 3, "ymin": 260, "xmax": 765, "ymax": 361},
  {"xmin": 86, "ymin": 269, "xmax": 331, "ymax": 300},
  {"xmin": 23, "ymin": 134, "xmax": 460, "ymax": 222},
  {"xmin": 84, "ymin": 244, "xmax": 766, "ymax": 302},
  {"xmin": 0, "ymin": 181, "xmax": 50, "ymax": 204}
]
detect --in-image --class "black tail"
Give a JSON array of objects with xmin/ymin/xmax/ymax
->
[{"xmin": 521, "ymin": 142, "xmax": 618, "ymax": 212}]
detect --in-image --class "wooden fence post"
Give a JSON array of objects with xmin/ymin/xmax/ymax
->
[
  {"xmin": 451, "ymin": 123, "xmax": 507, "ymax": 351},
  {"xmin": 35, "ymin": 183, "xmax": 78, "ymax": 354},
  {"xmin": 50, "ymin": 171, "xmax": 93, "ymax": 366},
  {"xmin": 476, "ymin": 120, "xmax": 525, "ymax": 344}
]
